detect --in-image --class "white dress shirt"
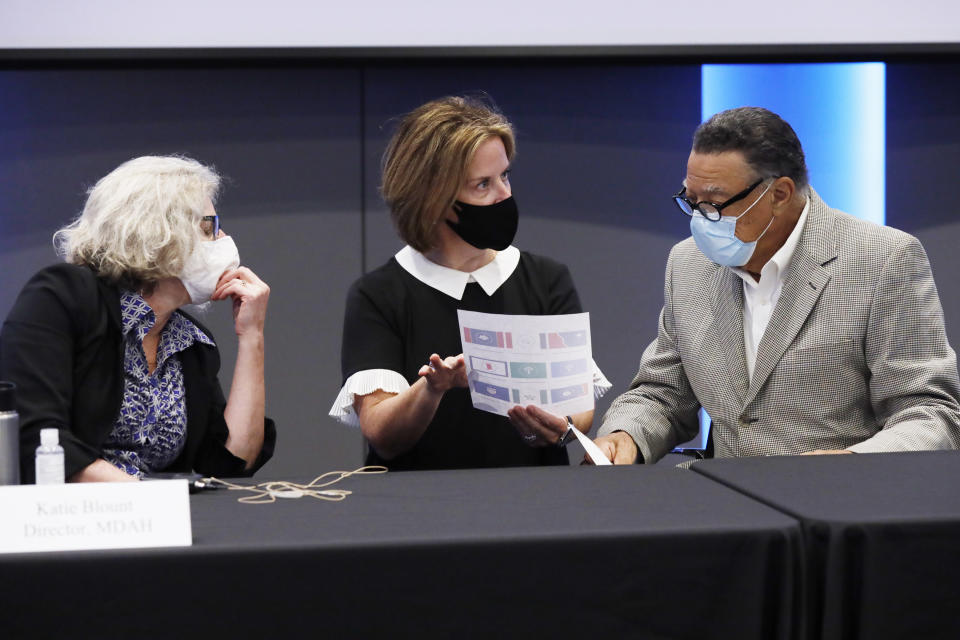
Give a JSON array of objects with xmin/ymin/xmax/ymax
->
[
  {"xmin": 733, "ymin": 198, "xmax": 809, "ymax": 380},
  {"xmin": 329, "ymin": 245, "xmax": 612, "ymax": 426}
]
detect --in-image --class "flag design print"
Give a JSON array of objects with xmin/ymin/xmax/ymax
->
[
  {"xmin": 463, "ymin": 327, "xmax": 513, "ymax": 348},
  {"xmin": 550, "ymin": 359, "xmax": 589, "ymax": 377},
  {"xmin": 511, "ymin": 389, "xmax": 549, "ymax": 404},
  {"xmin": 509, "ymin": 362, "xmax": 548, "ymax": 379},
  {"xmin": 550, "ymin": 383, "xmax": 590, "ymax": 403},
  {"xmin": 473, "ymin": 380, "xmax": 510, "ymax": 402},
  {"xmin": 470, "ymin": 356, "xmax": 508, "ymax": 377},
  {"xmin": 539, "ymin": 330, "xmax": 588, "ymax": 348}
]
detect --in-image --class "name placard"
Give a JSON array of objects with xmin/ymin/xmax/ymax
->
[{"xmin": 0, "ymin": 480, "xmax": 192, "ymax": 554}]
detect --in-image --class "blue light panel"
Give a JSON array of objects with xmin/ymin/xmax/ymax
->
[{"xmin": 701, "ymin": 62, "xmax": 885, "ymax": 225}]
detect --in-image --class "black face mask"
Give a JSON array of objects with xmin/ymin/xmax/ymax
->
[{"xmin": 446, "ymin": 196, "xmax": 519, "ymax": 251}]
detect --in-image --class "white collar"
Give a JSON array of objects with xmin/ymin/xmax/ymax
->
[
  {"xmin": 734, "ymin": 196, "xmax": 809, "ymax": 289},
  {"xmin": 395, "ymin": 245, "xmax": 521, "ymax": 300}
]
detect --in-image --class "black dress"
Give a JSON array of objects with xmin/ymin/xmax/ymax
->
[{"xmin": 341, "ymin": 251, "xmax": 584, "ymax": 470}]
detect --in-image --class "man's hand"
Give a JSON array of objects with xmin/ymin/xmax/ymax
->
[
  {"xmin": 801, "ymin": 449, "xmax": 853, "ymax": 455},
  {"xmin": 584, "ymin": 431, "xmax": 638, "ymax": 465}
]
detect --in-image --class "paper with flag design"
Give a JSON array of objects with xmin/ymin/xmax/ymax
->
[{"xmin": 458, "ymin": 309, "xmax": 594, "ymax": 417}]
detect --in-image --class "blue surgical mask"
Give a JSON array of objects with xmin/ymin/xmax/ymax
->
[{"xmin": 689, "ymin": 181, "xmax": 774, "ymax": 267}]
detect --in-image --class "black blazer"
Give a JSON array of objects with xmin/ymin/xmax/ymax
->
[{"xmin": 0, "ymin": 264, "xmax": 275, "ymax": 483}]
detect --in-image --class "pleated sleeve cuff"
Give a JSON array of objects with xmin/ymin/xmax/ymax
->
[{"xmin": 328, "ymin": 369, "xmax": 411, "ymax": 428}]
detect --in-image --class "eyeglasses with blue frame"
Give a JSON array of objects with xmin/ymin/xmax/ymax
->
[{"xmin": 200, "ymin": 214, "xmax": 220, "ymax": 239}]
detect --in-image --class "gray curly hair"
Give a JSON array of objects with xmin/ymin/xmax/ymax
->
[{"xmin": 54, "ymin": 155, "xmax": 220, "ymax": 292}]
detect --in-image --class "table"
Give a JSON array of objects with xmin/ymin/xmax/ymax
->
[
  {"xmin": 1, "ymin": 465, "xmax": 802, "ymax": 639},
  {"xmin": 693, "ymin": 451, "xmax": 960, "ymax": 640}
]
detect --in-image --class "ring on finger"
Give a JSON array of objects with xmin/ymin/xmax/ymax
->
[{"xmin": 522, "ymin": 433, "xmax": 537, "ymax": 442}]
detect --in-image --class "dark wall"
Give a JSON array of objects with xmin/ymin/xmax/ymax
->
[
  {"xmin": 362, "ymin": 62, "xmax": 701, "ymax": 433},
  {"xmin": 0, "ymin": 66, "xmax": 367, "ymax": 474},
  {"xmin": 1, "ymin": 59, "xmax": 957, "ymax": 475},
  {"xmin": 886, "ymin": 62, "xmax": 960, "ymax": 343}
]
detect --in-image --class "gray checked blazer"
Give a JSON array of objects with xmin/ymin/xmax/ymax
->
[{"xmin": 599, "ymin": 189, "xmax": 960, "ymax": 462}]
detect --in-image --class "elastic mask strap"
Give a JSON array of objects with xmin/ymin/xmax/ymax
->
[{"xmin": 733, "ymin": 180, "xmax": 774, "ymax": 221}]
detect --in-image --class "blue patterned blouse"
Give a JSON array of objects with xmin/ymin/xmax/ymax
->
[{"xmin": 102, "ymin": 291, "xmax": 215, "ymax": 477}]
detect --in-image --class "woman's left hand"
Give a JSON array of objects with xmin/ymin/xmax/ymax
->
[
  {"xmin": 507, "ymin": 405, "xmax": 568, "ymax": 447},
  {"xmin": 212, "ymin": 266, "xmax": 270, "ymax": 338}
]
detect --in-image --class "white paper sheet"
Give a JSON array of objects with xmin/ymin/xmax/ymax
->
[
  {"xmin": 569, "ymin": 426, "xmax": 613, "ymax": 465},
  {"xmin": 457, "ymin": 310, "xmax": 594, "ymax": 417}
]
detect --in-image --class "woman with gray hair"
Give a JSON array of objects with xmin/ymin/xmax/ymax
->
[{"xmin": 0, "ymin": 155, "xmax": 275, "ymax": 483}]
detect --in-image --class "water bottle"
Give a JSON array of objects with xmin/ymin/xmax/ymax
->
[
  {"xmin": 35, "ymin": 427, "xmax": 65, "ymax": 485},
  {"xmin": 0, "ymin": 381, "xmax": 19, "ymax": 485}
]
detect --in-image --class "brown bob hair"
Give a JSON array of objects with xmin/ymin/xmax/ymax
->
[{"xmin": 381, "ymin": 96, "xmax": 516, "ymax": 252}]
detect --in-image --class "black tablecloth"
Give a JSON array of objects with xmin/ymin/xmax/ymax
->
[
  {"xmin": 693, "ymin": 451, "xmax": 960, "ymax": 640},
  {"xmin": 2, "ymin": 465, "xmax": 802, "ymax": 639}
]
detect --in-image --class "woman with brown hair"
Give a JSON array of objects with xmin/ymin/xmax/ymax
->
[{"xmin": 329, "ymin": 96, "xmax": 609, "ymax": 470}]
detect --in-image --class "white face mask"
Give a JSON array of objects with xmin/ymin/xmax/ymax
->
[{"xmin": 179, "ymin": 236, "xmax": 240, "ymax": 304}]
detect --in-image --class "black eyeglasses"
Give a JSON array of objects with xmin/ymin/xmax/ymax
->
[
  {"xmin": 200, "ymin": 215, "xmax": 220, "ymax": 239},
  {"xmin": 673, "ymin": 178, "xmax": 766, "ymax": 222}
]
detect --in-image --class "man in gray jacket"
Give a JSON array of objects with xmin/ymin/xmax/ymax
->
[{"xmin": 594, "ymin": 106, "xmax": 960, "ymax": 464}]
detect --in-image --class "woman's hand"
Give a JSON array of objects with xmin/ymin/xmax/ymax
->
[
  {"xmin": 70, "ymin": 459, "xmax": 139, "ymax": 482},
  {"xmin": 418, "ymin": 353, "xmax": 467, "ymax": 394},
  {"xmin": 212, "ymin": 266, "xmax": 270, "ymax": 338},
  {"xmin": 216, "ymin": 266, "xmax": 269, "ymax": 468},
  {"xmin": 358, "ymin": 353, "xmax": 467, "ymax": 460},
  {"xmin": 507, "ymin": 405, "xmax": 568, "ymax": 447}
]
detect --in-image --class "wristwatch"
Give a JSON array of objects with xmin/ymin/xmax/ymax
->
[{"xmin": 556, "ymin": 415, "xmax": 577, "ymax": 447}]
